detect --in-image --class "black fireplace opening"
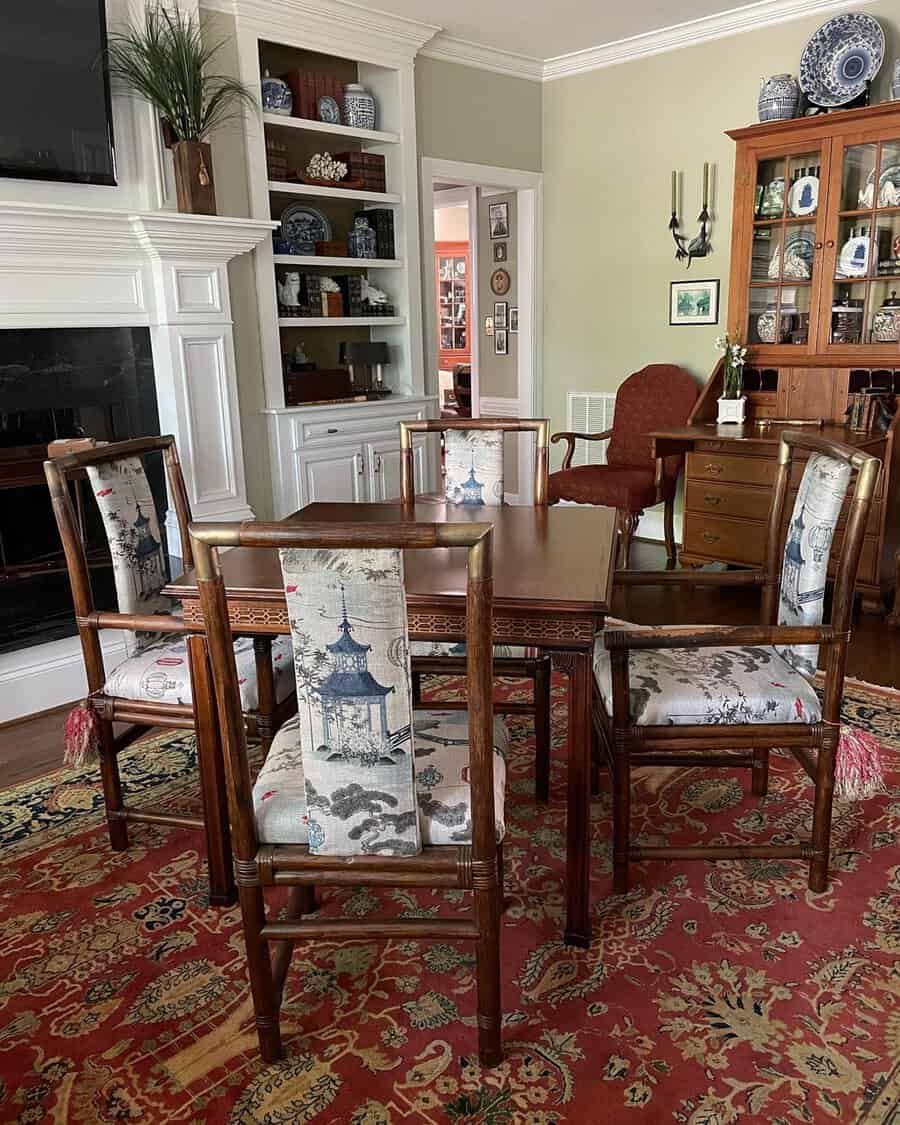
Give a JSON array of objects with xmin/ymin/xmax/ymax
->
[{"xmin": 0, "ymin": 327, "xmax": 163, "ymax": 655}]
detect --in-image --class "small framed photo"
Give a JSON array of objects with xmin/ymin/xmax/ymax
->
[
  {"xmin": 509, "ymin": 306, "xmax": 519, "ymax": 333},
  {"xmin": 484, "ymin": 315, "xmax": 494, "ymax": 337},
  {"xmin": 493, "ymin": 301, "xmax": 508, "ymax": 330},
  {"xmin": 494, "ymin": 328, "xmax": 508, "ymax": 355},
  {"xmin": 493, "ymin": 241, "xmax": 508, "ymax": 262},
  {"xmin": 489, "ymin": 201, "xmax": 509, "ymax": 239},
  {"xmin": 669, "ymin": 279, "xmax": 720, "ymax": 326}
]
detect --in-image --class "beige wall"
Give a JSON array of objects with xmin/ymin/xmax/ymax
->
[
  {"xmin": 541, "ymin": 2, "xmax": 900, "ymax": 460},
  {"xmin": 416, "ymin": 56, "xmax": 542, "ymax": 171}
]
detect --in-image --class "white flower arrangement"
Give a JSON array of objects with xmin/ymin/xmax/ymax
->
[
  {"xmin": 715, "ymin": 333, "xmax": 747, "ymax": 399},
  {"xmin": 306, "ymin": 152, "xmax": 347, "ymax": 182}
]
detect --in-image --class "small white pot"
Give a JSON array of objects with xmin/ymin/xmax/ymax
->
[{"xmin": 717, "ymin": 395, "xmax": 747, "ymax": 424}]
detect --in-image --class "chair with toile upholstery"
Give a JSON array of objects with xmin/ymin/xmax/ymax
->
[
  {"xmin": 190, "ymin": 517, "xmax": 508, "ymax": 1065},
  {"xmin": 399, "ymin": 417, "xmax": 554, "ymax": 802},
  {"xmin": 549, "ymin": 364, "xmax": 699, "ymax": 566},
  {"xmin": 593, "ymin": 431, "xmax": 881, "ymax": 894},
  {"xmin": 44, "ymin": 436, "xmax": 296, "ymax": 903}
]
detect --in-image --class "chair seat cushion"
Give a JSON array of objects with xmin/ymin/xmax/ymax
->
[
  {"xmin": 103, "ymin": 634, "xmax": 295, "ymax": 712},
  {"xmin": 549, "ymin": 465, "xmax": 665, "ymax": 510},
  {"xmin": 409, "ymin": 641, "xmax": 540, "ymax": 660},
  {"xmin": 253, "ymin": 709, "xmax": 508, "ymax": 847},
  {"xmin": 592, "ymin": 630, "xmax": 822, "ymax": 726}
]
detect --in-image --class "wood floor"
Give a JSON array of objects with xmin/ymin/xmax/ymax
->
[{"xmin": 2, "ymin": 538, "xmax": 897, "ymax": 788}]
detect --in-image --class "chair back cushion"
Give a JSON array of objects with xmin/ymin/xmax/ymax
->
[
  {"xmin": 443, "ymin": 429, "xmax": 504, "ymax": 506},
  {"xmin": 606, "ymin": 365, "xmax": 698, "ymax": 476},
  {"xmin": 86, "ymin": 457, "xmax": 170, "ymax": 656},
  {"xmin": 280, "ymin": 547, "xmax": 421, "ymax": 857},
  {"xmin": 776, "ymin": 452, "xmax": 852, "ymax": 680}
]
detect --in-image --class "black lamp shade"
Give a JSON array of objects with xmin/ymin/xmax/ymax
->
[{"xmin": 348, "ymin": 341, "xmax": 390, "ymax": 366}]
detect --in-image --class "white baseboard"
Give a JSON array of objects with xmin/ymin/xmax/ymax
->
[{"xmin": 0, "ymin": 632, "xmax": 127, "ymax": 725}]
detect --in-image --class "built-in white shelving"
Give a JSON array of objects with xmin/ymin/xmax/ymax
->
[
  {"xmin": 262, "ymin": 112, "xmax": 400, "ymax": 145},
  {"xmin": 278, "ymin": 316, "xmax": 405, "ymax": 327},
  {"xmin": 273, "ymin": 254, "xmax": 403, "ymax": 269},
  {"xmin": 267, "ymin": 180, "xmax": 401, "ymax": 205}
]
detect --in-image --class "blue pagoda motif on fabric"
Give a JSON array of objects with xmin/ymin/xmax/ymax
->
[
  {"xmin": 459, "ymin": 459, "xmax": 486, "ymax": 506},
  {"xmin": 781, "ymin": 508, "xmax": 806, "ymax": 615},
  {"xmin": 131, "ymin": 502, "xmax": 165, "ymax": 597}
]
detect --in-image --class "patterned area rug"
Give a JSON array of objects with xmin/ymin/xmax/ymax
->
[{"xmin": 1, "ymin": 676, "xmax": 899, "ymax": 1124}]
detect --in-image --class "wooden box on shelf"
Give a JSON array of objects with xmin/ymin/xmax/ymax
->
[
  {"xmin": 321, "ymin": 291, "xmax": 343, "ymax": 317},
  {"xmin": 314, "ymin": 240, "xmax": 347, "ymax": 257},
  {"xmin": 282, "ymin": 70, "xmax": 345, "ymax": 120},
  {"xmin": 284, "ymin": 369, "xmax": 354, "ymax": 405}
]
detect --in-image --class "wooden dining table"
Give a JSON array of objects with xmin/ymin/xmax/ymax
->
[{"xmin": 166, "ymin": 500, "xmax": 618, "ymax": 947}]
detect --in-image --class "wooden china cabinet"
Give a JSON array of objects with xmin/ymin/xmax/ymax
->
[
  {"xmin": 675, "ymin": 102, "xmax": 900, "ymax": 612},
  {"xmin": 435, "ymin": 242, "xmax": 471, "ymax": 371}
]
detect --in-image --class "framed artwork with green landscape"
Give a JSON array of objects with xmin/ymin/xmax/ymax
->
[{"xmin": 670, "ymin": 279, "xmax": 719, "ymax": 326}]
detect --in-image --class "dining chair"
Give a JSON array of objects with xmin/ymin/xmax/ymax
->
[
  {"xmin": 399, "ymin": 417, "xmax": 554, "ymax": 801},
  {"xmin": 44, "ymin": 436, "xmax": 296, "ymax": 901},
  {"xmin": 549, "ymin": 365, "xmax": 698, "ymax": 566},
  {"xmin": 189, "ymin": 517, "xmax": 508, "ymax": 1065},
  {"xmin": 594, "ymin": 431, "xmax": 881, "ymax": 894}
]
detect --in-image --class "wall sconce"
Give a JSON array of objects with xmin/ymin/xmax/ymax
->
[{"xmin": 669, "ymin": 163, "xmax": 713, "ymax": 267}]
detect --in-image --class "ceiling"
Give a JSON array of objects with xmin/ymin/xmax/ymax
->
[{"xmin": 380, "ymin": 0, "xmax": 780, "ymax": 63}]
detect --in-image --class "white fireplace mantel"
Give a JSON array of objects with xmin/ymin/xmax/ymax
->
[{"xmin": 0, "ymin": 201, "xmax": 274, "ymax": 722}]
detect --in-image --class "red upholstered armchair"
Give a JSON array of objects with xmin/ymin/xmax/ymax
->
[{"xmin": 549, "ymin": 365, "xmax": 699, "ymax": 566}]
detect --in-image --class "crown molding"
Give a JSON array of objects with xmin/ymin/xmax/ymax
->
[
  {"xmin": 420, "ymin": 34, "xmax": 544, "ymax": 82},
  {"xmin": 542, "ymin": 0, "xmax": 877, "ymax": 81}
]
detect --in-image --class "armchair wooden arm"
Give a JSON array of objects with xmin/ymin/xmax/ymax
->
[
  {"xmin": 550, "ymin": 429, "xmax": 613, "ymax": 470},
  {"xmin": 603, "ymin": 623, "xmax": 836, "ymax": 652},
  {"xmin": 80, "ymin": 611, "xmax": 197, "ymax": 635}
]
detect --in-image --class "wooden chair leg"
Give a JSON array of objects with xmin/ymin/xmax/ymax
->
[
  {"xmin": 612, "ymin": 733, "xmax": 630, "ymax": 894},
  {"xmin": 474, "ymin": 872, "xmax": 503, "ymax": 1066},
  {"xmin": 533, "ymin": 657, "xmax": 551, "ymax": 803},
  {"xmin": 663, "ymin": 494, "xmax": 677, "ymax": 567},
  {"xmin": 240, "ymin": 885, "xmax": 284, "ymax": 1063},
  {"xmin": 618, "ymin": 510, "xmax": 639, "ymax": 568},
  {"xmin": 98, "ymin": 716, "xmax": 128, "ymax": 851},
  {"xmin": 752, "ymin": 748, "xmax": 770, "ymax": 796},
  {"xmin": 809, "ymin": 743, "xmax": 837, "ymax": 893},
  {"xmin": 590, "ymin": 718, "xmax": 601, "ymax": 796}
]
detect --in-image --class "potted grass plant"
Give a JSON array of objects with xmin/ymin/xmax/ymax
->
[
  {"xmin": 715, "ymin": 333, "xmax": 748, "ymax": 424},
  {"xmin": 105, "ymin": 5, "xmax": 255, "ymax": 214}
]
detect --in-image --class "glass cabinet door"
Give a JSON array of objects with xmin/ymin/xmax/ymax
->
[
  {"xmin": 822, "ymin": 137, "xmax": 900, "ymax": 351},
  {"xmin": 746, "ymin": 147, "xmax": 825, "ymax": 349},
  {"xmin": 436, "ymin": 249, "xmax": 470, "ymax": 360}
]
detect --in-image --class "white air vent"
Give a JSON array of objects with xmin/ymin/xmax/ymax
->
[{"xmin": 565, "ymin": 391, "xmax": 616, "ymax": 466}]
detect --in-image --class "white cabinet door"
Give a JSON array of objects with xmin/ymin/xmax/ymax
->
[
  {"xmin": 365, "ymin": 438, "xmax": 427, "ymax": 501},
  {"xmin": 296, "ymin": 446, "xmax": 366, "ymax": 505}
]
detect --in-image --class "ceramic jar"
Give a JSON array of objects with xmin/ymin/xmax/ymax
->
[
  {"xmin": 873, "ymin": 291, "xmax": 900, "ymax": 342},
  {"xmin": 277, "ymin": 272, "xmax": 302, "ymax": 308},
  {"xmin": 343, "ymin": 83, "xmax": 376, "ymax": 130},
  {"xmin": 347, "ymin": 216, "xmax": 377, "ymax": 259},
  {"xmin": 261, "ymin": 70, "xmax": 292, "ymax": 115},
  {"xmin": 756, "ymin": 306, "xmax": 780, "ymax": 343},
  {"xmin": 831, "ymin": 292, "xmax": 864, "ymax": 344},
  {"xmin": 892, "ymin": 58, "xmax": 900, "ymax": 100},
  {"xmin": 758, "ymin": 74, "xmax": 800, "ymax": 122}
]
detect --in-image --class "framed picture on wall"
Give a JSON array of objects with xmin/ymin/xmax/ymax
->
[
  {"xmin": 669, "ymin": 279, "xmax": 720, "ymax": 325},
  {"xmin": 493, "ymin": 301, "xmax": 508, "ymax": 330},
  {"xmin": 509, "ymin": 306, "xmax": 519, "ymax": 333},
  {"xmin": 494, "ymin": 328, "xmax": 509, "ymax": 355},
  {"xmin": 484, "ymin": 315, "xmax": 494, "ymax": 337},
  {"xmin": 489, "ymin": 201, "xmax": 509, "ymax": 239},
  {"xmin": 493, "ymin": 242, "xmax": 508, "ymax": 262}
]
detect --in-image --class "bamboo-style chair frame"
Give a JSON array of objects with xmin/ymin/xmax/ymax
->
[
  {"xmin": 44, "ymin": 436, "xmax": 294, "ymax": 904},
  {"xmin": 398, "ymin": 417, "xmax": 553, "ymax": 801},
  {"xmin": 596, "ymin": 430, "xmax": 881, "ymax": 894},
  {"xmin": 189, "ymin": 518, "xmax": 504, "ymax": 1066}
]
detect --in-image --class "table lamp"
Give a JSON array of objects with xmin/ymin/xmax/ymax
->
[{"xmin": 347, "ymin": 340, "xmax": 391, "ymax": 395}]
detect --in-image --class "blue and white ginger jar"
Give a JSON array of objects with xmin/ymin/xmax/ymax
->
[
  {"xmin": 758, "ymin": 74, "xmax": 800, "ymax": 121},
  {"xmin": 261, "ymin": 71, "xmax": 292, "ymax": 116},
  {"xmin": 343, "ymin": 83, "xmax": 376, "ymax": 130}
]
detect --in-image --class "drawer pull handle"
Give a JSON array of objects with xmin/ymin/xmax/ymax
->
[
  {"xmin": 704, "ymin": 463, "xmax": 724, "ymax": 475},
  {"xmin": 327, "ymin": 427, "xmax": 339, "ymax": 434},
  {"xmin": 704, "ymin": 494, "xmax": 722, "ymax": 506},
  {"xmin": 702, "ymin": 532, "xmax": 720, "ymax": 544}
]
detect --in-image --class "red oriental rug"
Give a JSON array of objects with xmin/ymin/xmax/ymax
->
[{"xmin": 1, "ymin": 676, "xmax": 899, "ymax": 1124}]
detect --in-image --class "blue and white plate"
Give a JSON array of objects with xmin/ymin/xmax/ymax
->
[
  {"xmin": 279, "ymin": 203, "xmax": 332, "ymax": 255},
  {"xmin": 317, "ymin": 95, "xmax": 341, "ymax": 124},
  {"xmin": 800, "ymin": 13, "xmax": 884, "ymax": 107}
]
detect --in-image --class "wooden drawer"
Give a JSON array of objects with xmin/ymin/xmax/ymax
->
[
  {"xmin": 686, "ymin": 451, "xmax": 777, "ymax": 487},
  {"xmin": 685, "ymin": 479, "xmax": 772, "ymax": 522},
  {"xmin": 682, "ymin": 513, "xmax": 767, "ymax": 566}
]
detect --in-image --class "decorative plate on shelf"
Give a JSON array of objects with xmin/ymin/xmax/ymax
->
[
  {"xmin": 799, "ymin": 12, "xmax": 884, "ymax": 107},
  {"xmin": 858, "ymin": 163, "xmax": 900, "ymax": 209},
  {"xmin": 279, "ymin": 203, "xmax": 332, "ymax": 255},
  {"xmin": 490, "ymin": 268, "xmax": 511, "ymax": 296},
  {"xmin": 837, "ymin": 233, "xmax": 871, "ymax": 278},
  {"xmin": 788, "ymin": 174, "xmax": 819, "ymax": 217},
  {"xmin": 317, "ymin": 96, "xmax": 341, "ymax": 125}
]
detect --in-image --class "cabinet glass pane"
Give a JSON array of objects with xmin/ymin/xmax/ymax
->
[
  {"xmin": 455, "ymin": 257, "xmax": 467, "ymax": 277},
  {"xmin": 841, "ymin": 144, "xmax": 877, "ymax": 211},
  {"xmin": 748, "ymin": 286, "xmax": 778, "ymax": 343},
  {"xmin": 836, "ymin": 217, "xmax": 874, "ymax": 279},
  {"xmin": 866, "ymin": 280, "xmax": 900, "ymax": 345},
  {"xmin": 751, "ymin": 227, "xmax": 776, "ymax": 280},
  {"xmin": 748, "ymin": 286, "xmax": 810, "ymax": 345},
  {"xmin": 755, "ymin": 158, "xmax": 786, "ymax": 219},
  {"xmin": 874, "ymin": 212, "xmax": 900, "ymax": 279},
  {"xmin": 763, "ymin": 223, "xmax": 817, "ymax": 282},
  {"xmin": 786, "ymin": 152, "xmax": 822, "ymax": 218},
  {"xmin": 829, "ymin": 282, "xmax": 866, "ymax": 345},
  {"xmin": 780, "ymin": 286, "xmax": 811, "ymax": 346},
  {"xmin": 454, "ymin": 328, "xmax": 467, "ymax": 350},
  {"xmin": 438, "ymin": 258, "xmax": 453, "ymax": 280}
]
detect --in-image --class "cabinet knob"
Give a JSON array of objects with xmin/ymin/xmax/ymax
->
[
  {"xmin": 814, "ymin": 241, "xmax": 823, "ymax": 250},
  {"xmin": 825, "ymin": 239, "xmax": 835, "ymax": 248},
  {"xmin": 327, "ymin": 427, "xmax": 339, "ymax": 434},
  {"xmin": 702, "ymin": 531, "xmax": 720, "ymax": 544},
  {"xmin": 374, "ymin": 454, "xmax": 382, "ymax": 473},
  {"xmin": 704, "ymin": 494, "xmax": 722, "ymax": 506},
  {"xmin": 355, "ymin": 454, "xmax": 364, "ymax": 476},
  {"xmin": 704, "ymin": 462, "xmax": 725, "ymax": 475}
]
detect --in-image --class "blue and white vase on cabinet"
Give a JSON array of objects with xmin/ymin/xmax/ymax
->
[
  {"xmin": 343, "ymin": 83, "xmax": 376, "ymax": 130},
  {"xmin": 758, "ymin": 74, "xmax": 800, "ymax": 121},
  {"xmin": 261, "ymin": 70, "xmax": 292, "ymax": 116},
  {"xmin": 892, "ymin": 58, "xmax": 900, "ymax": 100}
]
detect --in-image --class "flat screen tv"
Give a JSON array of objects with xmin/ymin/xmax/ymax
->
[{"xmin": 0, "ymin": 0, "xmax": 116, "ymax": 185}]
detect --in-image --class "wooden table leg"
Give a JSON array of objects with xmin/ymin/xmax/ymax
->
[
  {"xmin": 553, "ymin": 648, "xmax": 593, "ymax": 948},
  {"xmin": 187, "ymin": 634, "xmax": 237, "ymax": 907}
]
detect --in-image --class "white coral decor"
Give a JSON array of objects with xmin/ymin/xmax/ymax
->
[{"xmin": 306, "ymin": 153, "xmax": 347, "ymax": 182}]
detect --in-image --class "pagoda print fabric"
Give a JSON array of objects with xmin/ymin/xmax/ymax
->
[
  {"xmin": 776, "ymin": 452, "xmax": 852, "ymax": 681},
  {"xmin": 443, "ymin": 429, "xmax": 504, "ymax": 506},
  {"xmin": 279, "ymin": 547, "xmax": 421, "ymax": 857},
  {"xmin": 86, "ymin": 457, "xmax": 170, "ymax": 656}
]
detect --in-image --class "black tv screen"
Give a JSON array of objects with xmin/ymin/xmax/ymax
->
[{"xmin": 0, "ymin": 0, "xmax": 116, "ymax": 185}]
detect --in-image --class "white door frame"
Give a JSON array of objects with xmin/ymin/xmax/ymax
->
[
  {"xmin": 431, "ymin": 184, "xmax": 480, "ymax": 414},
  {"xmin": 420, "ymin": 157, "xmax": 543, "ymax": 501}
]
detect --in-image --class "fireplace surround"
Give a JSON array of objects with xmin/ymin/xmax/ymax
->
[{"xmin": 0, "ymin": 201, "xmax": 274, "ymax": 721}]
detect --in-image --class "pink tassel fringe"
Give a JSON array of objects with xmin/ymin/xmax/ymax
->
[
  {"xmin": 64, "ymin": 702, "xmax": 101, "ymax": 768},
  {"xmin": 835, "ymin": 725, "xmax": 884, "ymax": 802}
]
